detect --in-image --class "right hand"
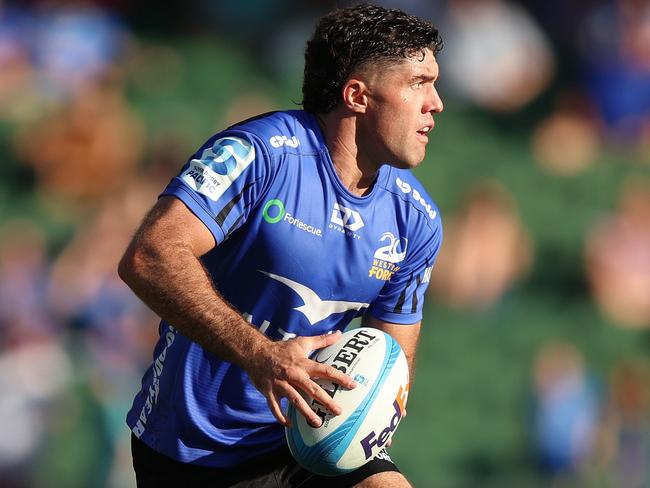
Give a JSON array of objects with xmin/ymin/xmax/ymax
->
[{"xmin": 246, "ymin": 331, "xmax": 357, "ymax": 428}]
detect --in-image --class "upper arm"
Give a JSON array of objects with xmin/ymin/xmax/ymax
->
[
  {"xmin": 120, "ymin": 130, "xmax": 273, "ymax": 282},
  {"xmin": 144, "ymin": 196, "xmax": 216, "ymax": 256},
  {"xmin": 161, "ymin": 132, "xmax": 273, "ymax": 245},
  {"xmin": 366, "ymin": 216, "xmax": 442, "ymax": 325},
  {"xmin": 119, "ymin": 196, "xmax": 216, "ymax": 278}
]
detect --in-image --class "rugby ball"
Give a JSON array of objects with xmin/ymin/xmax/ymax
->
[{"xmin": 285, "ymin": 327, "xmax": 409, "ymax": 476}]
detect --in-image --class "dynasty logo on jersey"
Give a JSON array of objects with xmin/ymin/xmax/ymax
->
[
  {"xmin": 329, "ymin": 203, "xmax": 364, "ymax": 240},
  {"xmin": 368, "ymin": 232, "xmax": 407, "ymax": 281},
  {"xmin": 181, "ymin": 137, "xmax": 255, "ymax": 201},
  {"xmin": 330, "ymin": 203, "xmax": 364, "ymax": 231}
]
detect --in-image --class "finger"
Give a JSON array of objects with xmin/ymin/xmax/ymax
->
[
  {"xmin": 304, "ymin": 330, "xmax": 342, "ymax": 351},
  {"xmin": 310, "ymin": 362, "xmax": 357, "ymax": 389},
  {"xmin": 303, "ymin": 378, "xmax": 343, "ymax": 416},
  {"xmin": 266, "ymin": 392, "xmax": 289, "ymax": 427},
  {"xmin": 285, "ymin": 387, "xmax": 323, "ymax": 428}
]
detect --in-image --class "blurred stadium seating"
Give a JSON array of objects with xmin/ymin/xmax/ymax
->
[{"xmin": 0, "ymin": 1, "xmax": 649, "ymax": 486}]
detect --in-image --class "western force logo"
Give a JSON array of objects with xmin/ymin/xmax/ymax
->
[
  {"xmin": 368, "ymin": 232, "xmax": 407, "ymax": 281},
  {"xmin": 374, "ymin": 232, "xmax": 408, "ymax": 263},
  {"xmin": 395, "ymin": 177, "xmax": 437, "ymax": 220},
  {"xmin": 262, "ymin": 199, "xmax": 323, "ymax": 237},
  {"xmin": 181, "ymin": 137, "xmax": 255, "ymax": 201},
  {"xmin": 259, "ymin": 270, "xmax": 369, "ymax": 325},
  {"xmin": 269, "ymin": 135, "xmax": 300, "ymax": 148},
  {"xmin": 329, "ymin": 203, "xmax": 364, "ymax": 239}
]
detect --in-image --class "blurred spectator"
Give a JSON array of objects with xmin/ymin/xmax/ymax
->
[
  {"xmin": 15, "ymin": 79, "xmax": 144, "ymax": 209},
  {"xmin": 0, "ymin": 334, "xmax": 72, "ymax": 487},
  {"xmin": 442, "ymin": 0, "xmax": 555, "ymax": 112},
  {"xmin": 532, "ymin": 91, "xmax": 602, "ymax": 177},
  {"xmin": 0, "ymin": 219, "xmax": 57, "ymax": 346},
  {"xmin": 578, "ymin": 0, "xmax": 650, "ymax": 156},
  {"xmin": 0, "ymin": 3, "xmax": 40, "ymax": 122},
  {"xmin": 0, "ymin": 219, "xmax": 72, "ymax": 486},
  {"xmin": 428, "ymin": 180, "xmax": 532, "ymax": 310},
  {"xmin": 47, "ymin": 168, "xmax": 162, "ymax": 365},
  {"xmin": 0, "ymin": 1, "xmax": 132, "ymax": 124},
  {"xmin": 47, "ymin": 169, "xmax": 162, "ymax": 485},
  {"xmin": 32, "ymin": 2, "xmax": 130, "ymax": 101},
  {"xmin": 585, "ymin": 177, "xmax": 650, "ymax": 328},
  {"xmin": 597, "ymin": 358, "xmax": 650, "ymax": 488},
  {"xmin": 531, "ymin": 340, "xmax": 600, "ymax": 483}
]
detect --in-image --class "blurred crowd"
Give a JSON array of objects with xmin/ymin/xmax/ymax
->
[{"xmin": 0, "ymin": 0, "xmax": 649, "ymax": 486}]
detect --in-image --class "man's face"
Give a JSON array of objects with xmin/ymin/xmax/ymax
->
[{"xmin": 358, "ymin": 49, "xmax": 443, "ymax": 169}]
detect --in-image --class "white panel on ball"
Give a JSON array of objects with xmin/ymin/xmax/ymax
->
[{"xmin": 285, "ymin": 327, "xmax": 409, "ymax": 476}]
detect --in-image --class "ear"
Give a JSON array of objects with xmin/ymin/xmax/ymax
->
[{"xmin": 341, "ymin": 78, "xmax": 369, "ymax": 114}]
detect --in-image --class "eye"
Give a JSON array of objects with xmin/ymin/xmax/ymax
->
[{"xmin": 411, "ymin": 80, "xmax": 424, "ymax": 89}]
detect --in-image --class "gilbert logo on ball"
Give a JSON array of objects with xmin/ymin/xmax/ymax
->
[{"xmin": 285, "ymin": 328, "xmax": 409, "ymax": 476}]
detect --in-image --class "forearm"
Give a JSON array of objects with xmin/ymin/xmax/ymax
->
[
  {"xmin": 118, "ymin": 236, "xmax": 268, "ymax": 371},
  {"xmin": 404, "ymin": 353, "xmax": 417, "ymax": 385},
  {"xmin": 362, "ymin": 316, "xmax": 420, "ymax": 384}
]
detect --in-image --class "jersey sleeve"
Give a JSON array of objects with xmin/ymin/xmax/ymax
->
[
  {"xmin": 367, "ymin": 215, "xmax": 443, "ymax": 325},
  {"xmin": 160, "ymin": 131, "xmax": 273, "ymax": 245}
]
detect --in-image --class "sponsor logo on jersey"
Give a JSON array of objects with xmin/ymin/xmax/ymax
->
[
  {"xmin": 258, "ymin": 270, "xmax": 369, "ymax": 325},
  {"xmin": 269, "ymin": 135, "xmax": 300, "ymax": 148},
  {"xmin": 395, "ymin": 177, "xmax": 437, "ymax": 220},
  {"xmin": 181, "ymin": 137, "xmax": 255, "ymax": 201},
  {"xmin": 262, "ymin": 198, "xmax": 323, "ymax": 237},
  {"xmin": 132, "ymin": 327, "xmax": 178, "ymax": 438},
  {"xmin": 329, "ymin": 203, "xmax": 364, "ymax": 239},
  {"xmin": 368, "ymin": 232, "xmax": 407, "ymax": 281},
  {"xmin": 360, "ymin": 383, "xmax": 409, "ymax": 459}
]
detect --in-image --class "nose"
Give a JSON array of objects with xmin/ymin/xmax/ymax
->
[{"xmin": 424, "ymin": 85, "xmax": 443, "ymax": 115}]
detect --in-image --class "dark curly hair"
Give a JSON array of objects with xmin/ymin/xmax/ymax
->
[{"xmin": 302, "ymin": 4, "xmax": 443, "ymax": 114}]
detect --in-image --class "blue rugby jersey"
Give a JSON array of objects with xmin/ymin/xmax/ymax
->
[{"xmin": 126, "ymin": 110, "xmax": 442, "ymax": 467}]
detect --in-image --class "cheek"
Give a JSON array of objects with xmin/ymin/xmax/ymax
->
[{"xmin": 371, "ymin": 95, "xmax": 414, "ymax": 141}]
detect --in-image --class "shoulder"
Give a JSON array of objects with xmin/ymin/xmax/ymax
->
[
  {"xmin": 379, "ymin": 168, "xmax": 442, "ymax": 237},
  {"xmin": 223, "ymin": 110, "xmax": 323, "ymax": 159}
]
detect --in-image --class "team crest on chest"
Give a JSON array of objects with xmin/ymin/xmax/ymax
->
[{"xmin": 368, "ymin": 232, "xmax": 408, "ymax": 281}]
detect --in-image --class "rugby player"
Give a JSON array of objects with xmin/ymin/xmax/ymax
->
[{"xmin": 119, "ymin": 4, "xmax": 444, "ymax": 487}]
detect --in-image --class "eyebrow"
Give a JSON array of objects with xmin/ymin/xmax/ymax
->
[{"xmin": 409, "ymin": 74, "xmax": 438, "ymax": 83}]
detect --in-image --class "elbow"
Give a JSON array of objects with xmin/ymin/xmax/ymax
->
[
  {"xmin": 117, "ymin": 245, "xmax": 136, "ymax": 286},
  {"xmin": 118, "ymin": 242, "xmax": 150, "ymax": 288}
]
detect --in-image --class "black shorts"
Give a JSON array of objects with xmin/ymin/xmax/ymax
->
[{"xmin": 131, "ymin": 434, "xmax": 400, "ymax": 487}]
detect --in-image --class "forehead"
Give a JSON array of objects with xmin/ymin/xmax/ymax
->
[{"xmin": 363, "ymin": 48, "xmax": 439, "ymax": 82}]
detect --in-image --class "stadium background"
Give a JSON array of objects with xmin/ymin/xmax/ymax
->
[{"xmin": 1, "ymin": 0, "xmax": 649, "ymax": 486}]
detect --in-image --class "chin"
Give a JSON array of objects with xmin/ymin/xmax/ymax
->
[
  {"xmin": 383, "ymin": 146, "xmax": 426, "ymax": 169},
  {"xmin": 394, "ymin": 155, "xmax": 425, "ymax": 169},
  {"xmin": 386, "ymin": 161, "xmax": 417, "ymax": 171}
]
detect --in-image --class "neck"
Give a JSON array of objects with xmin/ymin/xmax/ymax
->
[{"xmin": 317, "ymin": 111, "xmax": 380, "ymax": 197}]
